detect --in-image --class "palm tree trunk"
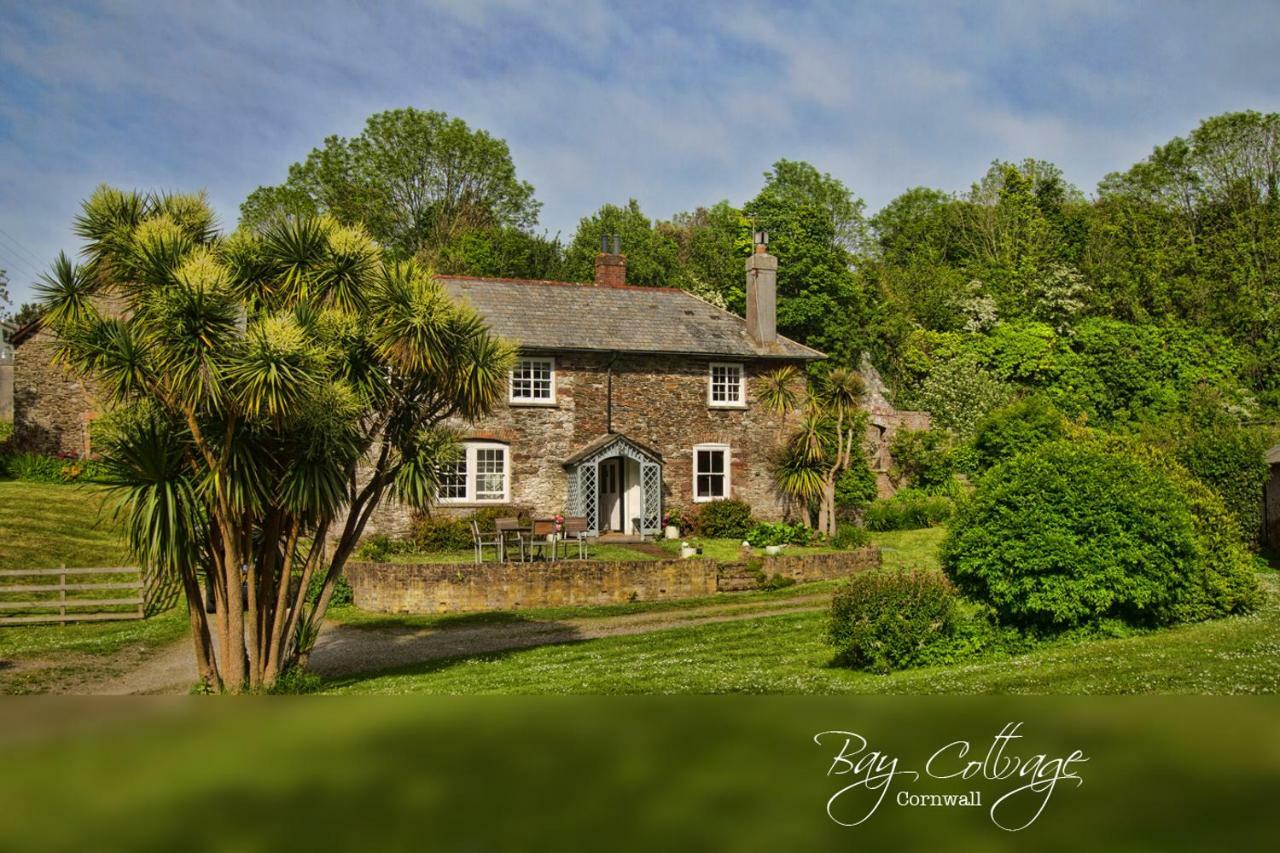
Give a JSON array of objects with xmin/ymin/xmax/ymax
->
[{"xmin": 178, "ymin": 565, "xmax": 220, "ymax": 690}]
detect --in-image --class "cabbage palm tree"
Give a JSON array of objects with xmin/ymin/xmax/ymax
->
[
  {"xmin": 768, "ymin": 366, "xmax": 866, "ymax": 536},
  {"xmin": 38, "ymin": 186, "xmax": 513, "ymax": 692}
]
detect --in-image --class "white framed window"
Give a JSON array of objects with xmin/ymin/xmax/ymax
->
[
  {"xmin": 510, "ymin": 357, "xmax": 556, "ymax": 405},
  {"xmin": 693, "ymin": 443, "xmax": 730, "ymax": 502},
  {"xmin": 437, "ymin": 442, "xmax": 510, "ymax": 503},
  {"xmin": 708, "ymin": 362, "xmax": 745, "ymax": 408}
]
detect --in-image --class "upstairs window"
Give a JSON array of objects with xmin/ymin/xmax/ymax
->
[
  {"xmin": 437, "ymin": 442, "xmax": 509, "ymax": 503},
  {"xmin": 510, "ymin": 357, "xmax": 556, "ymax": 404},
  {"xmin": 693, "ymin": 444, "xmax": 730, "ymax": 502},
  {"xmin": 708, "ymin": 362, "xmax": 744, "ymax": 408}
]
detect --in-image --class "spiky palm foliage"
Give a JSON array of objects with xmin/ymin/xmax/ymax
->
[
  {"xmin": 37, "ymin": 189, "xmax": 513, "ymax": 692},
  {"xmin": 774, "ymin": 367, "xmax": 868, "ymax": 536}
]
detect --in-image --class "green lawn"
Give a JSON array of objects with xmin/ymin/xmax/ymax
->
[
  {"xmin": 0, "ymin": 480, "xmax": 188, "ymax": 694},
  {"xmin": 0, "ymin": 480, "xmax": 129, "ymax": 569},
  {"xmin": 324, "ymin": 573, "xmax": 1280, "ymax": 695}
]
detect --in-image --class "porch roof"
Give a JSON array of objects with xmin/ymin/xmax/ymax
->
[
  {"xmin": 563, "ymin": 432, "xmax": 663, "ymax": 467},
  {"xmin": 1268, "ymin": 444, "xmax": 1280, "ymax": 466}
]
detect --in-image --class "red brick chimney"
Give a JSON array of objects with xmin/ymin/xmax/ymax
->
[{"xmin": 594, "ymin": 234, "xmax": 626, "ymax": 287}]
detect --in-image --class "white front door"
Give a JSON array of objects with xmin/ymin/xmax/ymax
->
[{"xmin": 598, "ymin": 458, "xmax": 624, "ymax": 532}]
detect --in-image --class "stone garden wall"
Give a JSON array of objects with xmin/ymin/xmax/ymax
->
[{"xmin": 346, "ymin": 546, "xmax": 881, "ymax": 614}]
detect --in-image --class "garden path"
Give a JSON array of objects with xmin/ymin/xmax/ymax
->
[{"xmin": 76, "ymin": 592, "xmax": 831, "ymax": 694}]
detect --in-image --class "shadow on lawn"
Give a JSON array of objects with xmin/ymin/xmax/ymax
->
[{"xmin": 308, "ymin": 613, "xmax": 588, "ymax": 685}]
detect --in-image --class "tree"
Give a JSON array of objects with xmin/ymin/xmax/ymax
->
[
  {"xmin": 0, "ymin": 266, "xmax": 8, "ymax": 313},
  {"xmin": 240, "ymin": 108, "xmax": 541, "ymax": 264},
  {"xmin": 764, "ymin": 366, "xmax": 866, "ymax": 536},
  {"xmin": 659, "ymin": 202, "xmax": 752, "ymax": 309},
  {"xmin": 4, "ymin": 302, "xmax": 47, "ymax": 328},
  {"xmin": 743, "ymin": 160, "xmax": 872, "ymax": 362},
  {"xmin": 562, "ymin": 199, "xmax": 680, "ymax": 286},
  {"xmin": 39, "ymin": 186, "xmax": 512, "ymax": 692},
  {"xmin": 435, "ymin": 226, "xmax": 564, "ymax": 280}
]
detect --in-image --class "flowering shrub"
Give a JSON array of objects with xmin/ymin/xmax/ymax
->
[{"xmin": 828, "ymin": 570, "xmax": 959, "ymax": 673}]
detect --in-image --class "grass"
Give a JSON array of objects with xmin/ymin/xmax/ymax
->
[
  {"xmin": 0, "ymin": 480, "xmax": 129, "ymax": 569},
  {"xmin": 324, "ymin": 573, "xmax": 1280, "ymax": 695},
  {"xmin": 0, "ymin": 480, "xmax": 188, "ymax": 694},
  {"xmin": 321, "ymin": 526, "xmax": 1276, "ymax": 695}
]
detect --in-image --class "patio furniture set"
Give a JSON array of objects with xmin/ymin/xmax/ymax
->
[{"xmin": 470, "ymin": 516, "xmax": 591, "ymax": 565}]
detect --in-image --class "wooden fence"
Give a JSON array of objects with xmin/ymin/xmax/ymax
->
[{"xmin": 0, "ymin": 567, "xmax": 146, "ymax": 626}]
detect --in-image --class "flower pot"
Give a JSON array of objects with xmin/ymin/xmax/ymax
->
[
  {"xmin": 680, "ymin": 546, "xmax": 697, "ymax": 559},
  {"xmin": 664, "ymin": 525, "xmax": 680, "ymax": 540},
  {"xmin": 764, "ymin": 545, "xmax": 783, "ymax": 556}
]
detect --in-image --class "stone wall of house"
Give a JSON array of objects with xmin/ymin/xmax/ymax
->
[
  {"xmin": 347, "ymin": 547, "xmax": 881, "ymax": 614},
  {"xmin": 11, "ymin": 326, "xmax": 96, "ymax": 456},
  {"xmin": 362, "ymin": 352, "xmax": 808, "ymax": 538},
  {"xmin": 0, "ymin": 353, "xmax": 13, "ymax": 422}
]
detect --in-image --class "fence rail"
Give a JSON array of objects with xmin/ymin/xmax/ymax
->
[{"xmin": 0, "ymin": 567, "xmax": 146, "ymax": 626}]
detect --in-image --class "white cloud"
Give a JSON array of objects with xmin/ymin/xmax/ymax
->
[{"xmin": 3, "ymin": 0, "xmax": 1280, "ymax": 304}]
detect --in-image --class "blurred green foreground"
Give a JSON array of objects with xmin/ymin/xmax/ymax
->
[{"xmin": 0, "ymin": 696, "xmax": 1276, "ymax": 852}]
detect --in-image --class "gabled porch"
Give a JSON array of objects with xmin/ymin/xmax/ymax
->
[{"xmin": 564, "ymin": 433, "xmax": 663, "ymax": 538}]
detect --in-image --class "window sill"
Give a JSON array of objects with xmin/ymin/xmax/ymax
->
[
  {"xmin": 707, "ymin": 403, "xmax": 748, "ymax": 410},
  {"xmin": 691, "ymin": 496, "xmax": 729, "ymax": 504},
  {"xmin": 508, "ymin": 400, "xmax": 559, "ymax": 408},
  {"xmin": 435, "ymin": 499, "xmax": 512, "ymax": 507}
]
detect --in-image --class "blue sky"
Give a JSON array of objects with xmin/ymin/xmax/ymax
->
[{"xmin": 2, "ymin": 0, "xmax": 1279, "ymax": 305}]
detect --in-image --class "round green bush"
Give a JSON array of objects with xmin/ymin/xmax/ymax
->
[
  {"xmin": 941, "ymin": 440, "xmax": 1257, "ymax": 631},
  {"xmin": 969, "ymin": 395, "xmax": 1067, "ymax": 472},
  {"xmin": 828, "ymin": 570, "xmax": 958, "ymax": 673},
  {"xmin": 695, "ymin": 499, "xmax": 754, "ymax": 539}
]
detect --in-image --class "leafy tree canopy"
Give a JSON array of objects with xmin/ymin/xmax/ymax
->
[{"xmin": 240, "ymin": 108, "xmax": 541, "ymax": 264}]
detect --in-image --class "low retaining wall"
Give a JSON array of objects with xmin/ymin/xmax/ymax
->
[
  {"xmin": 716, "ymin": 548, "xmax": 882, "ymax": 591},
  {"xmin": 346, "ymin": 547, "xmax": 881, "ymax": 614}
]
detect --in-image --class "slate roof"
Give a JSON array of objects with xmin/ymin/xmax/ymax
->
[{"xmin": 437, "ymin": 275, "xmax": 824, "ymax": 361}]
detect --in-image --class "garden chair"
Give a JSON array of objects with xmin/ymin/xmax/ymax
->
[
  {"xmin": 522, "ymin": 518, "xmax": 558, "ymax": 562},
  {"xmin": 558, "ymin": 516, "xmax": 589, "ymax": 560},
  {"xmin": 495, "ymin": 517, "xmax": 524, "ymax": 562},
  {"xmin": 470, "ymin": 519, "xmax": 502, "ymax": 565}
]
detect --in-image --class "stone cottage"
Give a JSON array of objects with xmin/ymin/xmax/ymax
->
[
  {"xmin": 10, "ymin": 237, "xmax": 928, "ymax": 537},
  {"xmin": 381, "ymin": 239, "xmax": 824, "ymax": 537}
]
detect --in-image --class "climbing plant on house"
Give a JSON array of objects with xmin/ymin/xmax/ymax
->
[{"xmin": 37, "ymin": 186, "xmax": 512, "ymax": 692}]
